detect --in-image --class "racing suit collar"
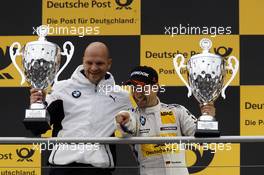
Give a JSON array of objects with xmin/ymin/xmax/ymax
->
[{"xmin": 139, "ymin": 98, "xmax": 160, "ymax": 114}]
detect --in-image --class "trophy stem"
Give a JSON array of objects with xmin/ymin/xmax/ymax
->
[
  {"xmin": 195, "ymin": 113, "xmax": 220, "ymax": 137},
  {"xmin": 25, "ymin": 101, "xmax": 50, "ymax": 135},
  {"xmin": 199, "ymin": 114, "xmax": 215, "ymax": 121},
  {"xmin": 196, "ymin": 102, "xmax": 220, "ymax": 137},
  {"xmin": 30, "ymin": 102, "xmax": 46, "ymax": 109}
]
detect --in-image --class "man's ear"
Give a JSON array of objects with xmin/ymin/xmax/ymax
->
[
  {"xmin": 82, "ymin": 56, "xmax": 86, "ymax": 64},
  {"xmin": 107, "ymin": 58, "xmax": 112, "ymax": 70}
]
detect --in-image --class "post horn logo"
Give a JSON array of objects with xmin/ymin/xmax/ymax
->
[
  {"xmin": 187, "ymin": 145, "xmax": 215, "ymax": 173},
  {"xmin": 0, "ymin": 46, "xmax": 14, "ymax": 80},
  {"xmin": 16, "ymin": 148, "xmax": 35, "ymax": 162},
  {"xmin": 214, "ymin": 46, "xmax": 233, "ymax": 59},
  {"xmin": 115, "ymin": 0, "xmax": 133, "ymax": 10}
]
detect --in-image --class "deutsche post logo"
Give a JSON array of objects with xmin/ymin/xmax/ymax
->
[
  {"xmin": 214, "ymin": 46, "xmax": 233, "ymax": 59},
  {"xmin": 16, "ymin": 148, "xmax": 35, "ymax": 162},
  {"xmin": 0, "ymin": 46, "xmax": 14, "ymax": 80},
  {"xmin": 115, "ymin": 0, "xmax": 133, "ymax": 10},
  {"xmin": 187, "ymin": 145, "xmax": 215, "ymax": 173}
]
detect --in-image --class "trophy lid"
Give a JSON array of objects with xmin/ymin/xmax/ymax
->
[
  {"xmin": 22, "ymin": 25, "xmax": 60, "ymax": 66},
  {"xmin": 190, "ymin": 38, "xmax": 221, "ymax": 59},
  {"xmin": 25, "ymin": 25, "xmax": 58, "ymax": 48}
]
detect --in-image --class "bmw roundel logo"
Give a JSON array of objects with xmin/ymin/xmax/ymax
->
[
  {"xmin": 140, "ymin": 116, "xmax": 146, "ymax": 126},
  {"xmin": 72, "ymin": 90, "xmax": 81, "ymax": 98}
]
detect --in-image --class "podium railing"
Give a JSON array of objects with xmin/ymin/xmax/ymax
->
[{"xmin": 0, "ymin": 136, "xmax": 264, "ymax": 144}]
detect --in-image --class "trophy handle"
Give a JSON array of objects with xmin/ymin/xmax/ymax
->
[
  {"xmin": 221, "ymin": 56, "xmax": 239, "ymax": 99},
  {"xmin": 9, "ymin": 42, "xmax": 26, "ymax": 85},
  {"xmin": 54, "ymin": 41, "xmax": 74, "ymax": 83},
  {"xmin": 173, "ymin": 54, "xmax": 192, "ymax": 97}
]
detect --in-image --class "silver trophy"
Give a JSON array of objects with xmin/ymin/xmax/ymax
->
[
  {"xmin": 173, "ymin": 38, "xmax": 239, "ymax": 137},
  {"xmin": 9, "ymin": 25, "xmax": 74, "ymax": 133}
]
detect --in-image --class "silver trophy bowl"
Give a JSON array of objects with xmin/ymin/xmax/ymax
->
[
  {"xmin": 9, "ymin": 25, "xmax": 74, "ymax": 134},
  {"xmin": 173, "ymin": 38, "xmax": 239, "ymax": 137},
  {"xmin": 22, "ymin": 39, "xmax": 61, "ymax": 90}
]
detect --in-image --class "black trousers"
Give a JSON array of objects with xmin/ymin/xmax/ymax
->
[{"xmin": 49, "ymin": 162, "xmax": 113, "ymax": 175}]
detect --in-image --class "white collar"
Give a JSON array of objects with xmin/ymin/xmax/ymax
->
[{"xmin": 139, "ymin": 98, "xmax": 160, "ymax": 114}]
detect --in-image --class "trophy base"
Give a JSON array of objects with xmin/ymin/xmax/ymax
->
[
  {"xmin": 194, "ymin": 129, "xmax": 220, "ymax": 137},
  {"xmin": 24, "ymin": 109, "xmax": 51, "ymax": 135},
  {"xmin": 194, "ymin": 120, "xmax": 220, "ymax": 137}
]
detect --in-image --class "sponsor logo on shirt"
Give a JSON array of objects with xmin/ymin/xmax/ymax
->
[
  {"xmin": 160, "ymin": 126, "xmax": 177, "ymax": 131},
  {"xmin": 160, "ymin": 111, "xmax": 176, "ymax": 124},
  {"xmin": 140, "ymin": 116, "xmax": 146, "ymax": 126},
  {"xmin": 72, "ymin": 90, "xmax": 81, "ymax": 98}
]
